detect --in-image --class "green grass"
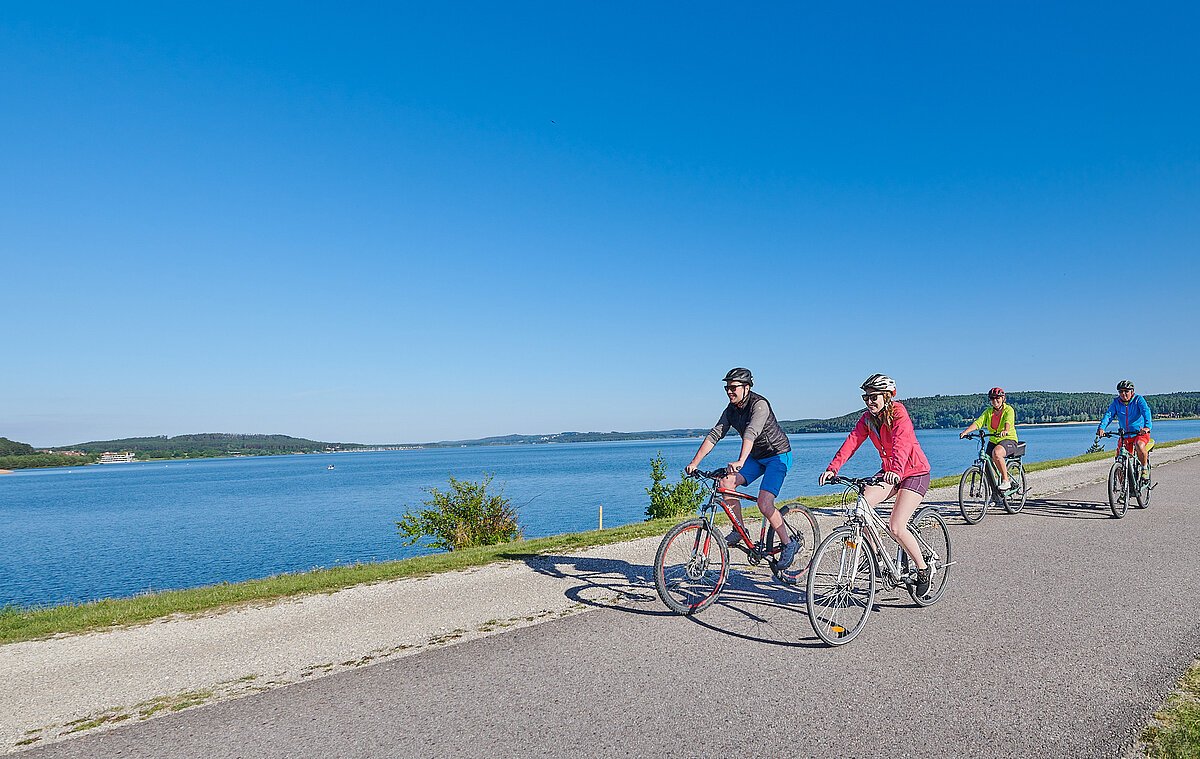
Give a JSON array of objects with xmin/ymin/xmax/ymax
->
[
  {"xmin": 0, "ymin": 518, "xmax": 677, "ymax": 645},
  {"xmin": 1142, "ymin": 659, "xmax": 1200, "ymax": 758},
  {"xmin": 3, "ymin": 436, "xmax": 1196, "ymax": 646}
]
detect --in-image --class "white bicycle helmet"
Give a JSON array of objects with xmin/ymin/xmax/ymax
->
[{"xmin": 860, "ymin": 373, "xmax": 896, "ymax": 394}]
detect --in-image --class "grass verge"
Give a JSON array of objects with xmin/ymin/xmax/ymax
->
[
  {"xmin": 1141, "ymin": 658, "xmax": 1200, "ymax": 757},
  {"xmin": 0, "ymin": 518, "xmax": 677, "ymax": 645},
  {"xmin": 3, "ymin": 436, "xmax": 1196, "ymax": 646}
]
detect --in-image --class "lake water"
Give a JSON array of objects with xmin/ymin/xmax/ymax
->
[{"xmin": 3, "ymin": 419, "xmax": 1198, "ymax": 608}]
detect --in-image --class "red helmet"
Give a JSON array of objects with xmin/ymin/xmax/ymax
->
[{"xmin": 988, "ymin": 387, "xmax": 1005, "ymax": 399}]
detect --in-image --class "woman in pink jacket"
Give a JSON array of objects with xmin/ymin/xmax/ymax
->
[{"xmin": 819, "ymin": 373, "xmax": 933, "ymax": 597}]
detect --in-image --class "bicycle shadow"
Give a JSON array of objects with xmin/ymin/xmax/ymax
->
[
  {"xmin": 909, "ymin": 494, "xmax": 1118, "ymax": 524},
  {"xmin": 1018, "ymin": 496, "xmax": 1125, "ymax": 520},
  {"xmin": 693, "ymin": 565, "xmax": 922, "ymax": 648},
  {"xmin": 496, "ymin": 551, "xmax": 665, "ymax": 616},
  {"xmin": 498, "ymin": 550, "xmax": 850, "ymax": 646}
]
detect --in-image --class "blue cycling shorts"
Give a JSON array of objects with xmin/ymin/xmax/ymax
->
[{"xmin": 737, "ymin": 451, "xmax": 792, "ymax": 497}]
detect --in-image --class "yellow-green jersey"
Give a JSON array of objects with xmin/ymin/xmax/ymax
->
[{"xmin": 973, "ymin": 403, "xmax": 1017, "ymax": 444}]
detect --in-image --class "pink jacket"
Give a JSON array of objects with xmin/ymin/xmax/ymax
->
[{"xmin": 827, "ymin": 401, "xmax": 931, "ymax": 479}]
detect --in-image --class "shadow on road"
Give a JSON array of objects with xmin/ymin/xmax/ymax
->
[
  {"xmin": 1019, "ymin": 496, "xmax": 1118, "ymax": 520},
  {"xmin": 890, "ymin": 495, "xmax": 1116, "ymax": 524},
  {"xmin": 497, "ymin": 551, "xmax": 664, "ymax": 616},
  {"xmin": 498, "ymin": 550, "xmax": 916, "ymax": 649}
]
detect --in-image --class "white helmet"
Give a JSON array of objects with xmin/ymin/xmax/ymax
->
[{"xmin": 860, "ymin": 373, "xmax": 896, "ymax": 394}]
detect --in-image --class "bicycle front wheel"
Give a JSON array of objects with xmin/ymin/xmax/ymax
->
[
  {"xmin": 1001, "ymin": 461, "xmax": 1027, "ymax": 514},
  {"xmin": 653, "ymin": 519, "xmax": 729, "ymax": 615},
  {"xmin": 907, "ymin": 507, "xmax": 951, "ymax": 606},
  {"xmin": 958, "ymin": 467, "xmax": 987, "ymax": 524},
  {"xmin": 766, "ymin": 504, "xmax": 820, "ymax": 584},
  {"xmin": 1107, "ymin": 461, "xmax": 1128, "ymax": 519},
  {"xmin": 806, "ymin": 527, "xmax": 876, "ymax": 646}
]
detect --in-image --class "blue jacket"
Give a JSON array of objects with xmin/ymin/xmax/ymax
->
[{"xmin": 1098, "ymin": 394, "xmax": 1152, "ymax": 433}]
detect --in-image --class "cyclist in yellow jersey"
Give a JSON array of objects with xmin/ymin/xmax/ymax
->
[{"xmin": 960, "ymin": 387, "xmax": 1019, "ymax": 491}]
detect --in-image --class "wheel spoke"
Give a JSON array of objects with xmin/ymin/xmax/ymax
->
[{"xmin": 807, "ymin": 529, "xmax": 875, "ymax": 645}]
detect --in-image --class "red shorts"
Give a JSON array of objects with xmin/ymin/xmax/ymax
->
[{"xmin": 1119, "ymin": 432, "xmax": 1151, "ymax": 454}]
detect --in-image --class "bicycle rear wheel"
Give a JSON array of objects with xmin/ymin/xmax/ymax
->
[
  {"xmin": 907, "ymin": 507, "xmax": 951, "ymax": 606},
  {"xmin": 1001, "ymin": 460, "xmax": 1027, "ymax": 514},
  {"xmin": 806, "ymin": 527, "xmax": 876, "ymax": 646},
  {"xmin": 1107, "ymin": 461, "xmax": 1128, "ymax": 519},
  {"xmin": 766, "ymin": 504, "xmax": 820, "ymax": 584},
  {"xmin": 654, "ymin": 519, "xmax": 729, "ymax": 615},
  {"xmin": 1134, "ymin": 462, "xmax": 1152, "ymax": 509},
  {"xmin": 958, "ymin": 467, "xmax": 987, "ymax": 524}
]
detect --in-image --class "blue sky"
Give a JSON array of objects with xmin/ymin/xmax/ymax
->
[{"xmin": 4, "ymin": 3, "xmax": 1198, "ymax": 447}]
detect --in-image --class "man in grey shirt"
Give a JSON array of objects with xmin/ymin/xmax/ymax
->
[{"xmin": 685, "ymin": 368, "xmax": 800, "ymax": 571}]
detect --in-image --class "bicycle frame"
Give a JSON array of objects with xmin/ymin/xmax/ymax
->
[
  {"xmin": 838, "ymin": 486, "xmax": 917, "ymax": 587},
  {"xmin": 965, "ymin": 431, "xmax": 1022, "ymax": 493},
  {"xmin": 700, "ymin": 483, "xmax": 784, "ymax": 565},
  {"xmin": 1104, "ymin": 430, "xmax": 1146, "ymax": 484}
]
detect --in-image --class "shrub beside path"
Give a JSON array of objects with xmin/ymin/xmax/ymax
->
[{"xmin": 3, "ymin": 441, "xmax": 1199, "ymax": 754}]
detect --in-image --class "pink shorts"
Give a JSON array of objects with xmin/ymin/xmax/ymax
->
[{"xmin": 877, "ymin": 471, "xmax": 930, "ymax": 497}]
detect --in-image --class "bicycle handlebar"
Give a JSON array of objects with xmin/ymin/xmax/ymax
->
[
  {"xmin": 1096, "ymin": 429, "xmax": 1146, "ymax": 439},
  {"xmin": 821, "ymin": 474, "xmax": 884, "ymax": 490},
  {"xmin": 686, "ymin": 468, "xmax": 729, "ymax": 481}
]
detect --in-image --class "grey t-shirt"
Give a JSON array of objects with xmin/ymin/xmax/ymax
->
[{"xmin": 706, "ymin": 391, "xmax": 791, "ymax": 460}]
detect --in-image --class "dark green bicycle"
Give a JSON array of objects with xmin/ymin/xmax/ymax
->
[{"xmin": 958, "ymin": 431, "xmax": 1027, "ymax": 524}]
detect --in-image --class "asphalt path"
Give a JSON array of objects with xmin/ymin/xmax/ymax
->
[{"xmin": 23, "ymin": 456, "xmax": 1200, "ymax": 758}]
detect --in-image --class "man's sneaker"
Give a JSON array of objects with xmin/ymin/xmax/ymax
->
[
  {"xmin": 998, "ymin": 481, "xmax": 1013, "ymax": 492},
  {"xmin": 914, "ymin": 567, "xmax": 932, "ymax": 597},
  {"xmin": 776, "ymin": 539, "xmax": 801, "ymax": 571},
  {"xmin": 1140, "ymin": 468, "xmax": 1151, "ymax": 484},
  {"xmin": 724, "ymin": 530, "xmax": 742, "ymax": 548}
]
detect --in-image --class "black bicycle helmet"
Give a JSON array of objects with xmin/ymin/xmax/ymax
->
[
  {"xmin": 722, "ymin": 367, "xmax": 754, "ymax": 387},
  {"xmin": 1117, "ymin": 379, "xmax": 1135, "ymax": 391}
]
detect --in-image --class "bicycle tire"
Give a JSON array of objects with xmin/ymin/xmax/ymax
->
[
  {"xmin": 958, "ymin": 467, "xmax": 987, "ymax": 524},
  {"xmin": 1001, "ymin": 460, "xmax": 1027, "ymax": 514},
  {"xmin": 806, "ymin": 527, "xmax": 876, "ymax": 646},
  {"xmin": 653, "ymin": 519, "xmax": 729, "ymax": 615},
  {"xmin": 766, "ymin": 504, "xmax": 820, "ymax": 584},
  {"xmin": 1134, "ymin": 462, "xmax": 1152, "ymax": 509},
  {"xmin": 907, "ymin": 506, "xmax": 951, "ymax": 606},
  {"xmin": 1107, "ymin": 461, "xmax": 1128, "ymax": 519}
]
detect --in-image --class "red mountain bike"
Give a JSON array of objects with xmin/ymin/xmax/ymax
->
[{"xmin": 652, "ymin": 468, "xmax": 819, "ymax": 615}]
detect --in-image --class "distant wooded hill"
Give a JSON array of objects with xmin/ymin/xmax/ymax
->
[
  {"xmin": 1, "ymin": 436, "xmax": 96, "ymax": 469},
  {"xmin": 6, "ymin": 390, "xmax": 1196, "ymax": 467},
  {"xmin": 0, "ymin": 437, "xmax": 36, "ymax": 456},
  {"xmin": 54, "ymin": 433, "xmax": 354, "ymax": 458}
]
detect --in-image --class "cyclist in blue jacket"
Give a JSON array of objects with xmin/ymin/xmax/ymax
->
[{"xmin": 1097, "ymin": 380, "xmax": 1153, "ymax": 481}]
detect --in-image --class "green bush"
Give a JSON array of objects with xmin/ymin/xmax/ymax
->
[
  {"xmin": 397, "ymin": 474, "xmax": 522, "ymax": 551},
  {"xmin": 645, "ymin": 452, "xmax": 705, "ymax": 520}
]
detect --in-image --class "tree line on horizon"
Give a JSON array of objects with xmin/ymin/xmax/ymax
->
[
  {"xmin": 780, "ymin": 391, "xmax": 1200, "ymax": 434},
  {"xmin": 2, "ymin": 391, "xmax": 1199, "ymax": 469}
]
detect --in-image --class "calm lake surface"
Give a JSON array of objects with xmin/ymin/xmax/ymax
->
[{"xmin": 4, "ymin": 419, "xmax": 1199, "ymax": 608}]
